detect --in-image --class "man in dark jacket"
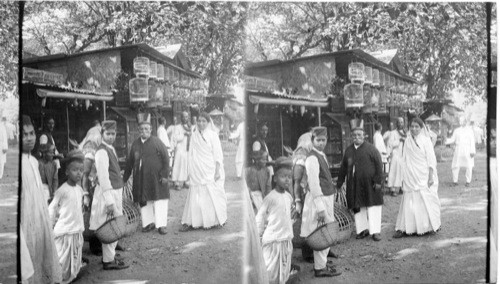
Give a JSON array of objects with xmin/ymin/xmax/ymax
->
[
  {"xmin": 123, "ymin": 113, "xmax": 170, "ymax": 235},
  {"xmin": 337, "ymin": 119, "xmax": 384, "ymax": 241}
]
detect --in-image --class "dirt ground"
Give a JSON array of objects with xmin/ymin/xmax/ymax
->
[
  {"xmin": 76, "ymin": 141, "xmax": 245, "ymax": 283},
  {"xmin": 0, "ymin": 147, "xmax": 19, "ymax": 284},
  {"xmin": 289, "ymin": 150, "xmax": 488, "ymax": 284}
]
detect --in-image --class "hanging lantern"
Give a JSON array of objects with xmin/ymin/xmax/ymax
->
[
  {"xmin": 371, "ymin": 88, "xmax": 380, "ymax": 112},
  {"xmin": 85, "ymin": 99, "xmax": 90, "ymax": 110},
  {"xmin": 133, "ymin": 57, "xmax": 150, "ymax": 77},
  {"xmin": 173, "ymin": 69, "xmax": 180, "ymax": 86},
  {"xmin": 379, "ymin": 89, "xmax": 387, "ymax": 113},
  {"xmin": 157, "ymin": 64, "xmax": 164, "ymax": 81},
  {"xmin": 343, "ymin": 83, "xmax": 363, "ymax": 109},
  {"xmin": 300, "ymin": 105, "xmax": 306, "ymax": 116},
  {"xmin": 149, "ymin": 61, "xmax": 157, "ymax": 80},
  {"xmin": 348, "ymin": 62, "xmax": 365, "ymax": 83},
  {"xmin": 372, "ymin": 68, "xmax": 379, "ymax": 87},
  {"xmin": 254, "ymin": 104, "xmax": 259, "ymax": 114},
  {"xmin": 129, "ymin": 77, "xmax": 149, "ymax": 102},
  {"xmin": 362, "ymin": 85, "xmax": 372, "ymax": 113},
  {"xmin": 41, "ymin": 97, "xmax": 47, "ymax": 107},
  {"xmin": 364, "ymin": 66, "xmax": 373, "ymax": 85}
]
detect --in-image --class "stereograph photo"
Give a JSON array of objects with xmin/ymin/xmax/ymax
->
[{"xmin": 0, "ymin": 1, "xmax": 497, "ymax": 284}]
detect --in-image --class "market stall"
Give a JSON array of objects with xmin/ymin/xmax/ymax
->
[{"xmin": 22, "ymin": 43, "xmax": 207, "ymax": 164}]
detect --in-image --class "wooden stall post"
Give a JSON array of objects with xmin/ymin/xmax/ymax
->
[
  {"xmin": 103, "ymin": 101, "xmax": 107, "ymax": 120},
  {"xmin": 280, "ymin": 107, "xmax": 284, "ymax": 156},
  {"xmin": 318, "ymin": 107, "xmax": 322, "ymax": 126}
]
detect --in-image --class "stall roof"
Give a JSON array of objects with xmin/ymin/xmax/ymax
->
[
  {"xmin": 246, "ymin": 49, "xmax": 417, "ymax": 83},
  {"xmin": 26, "ymin": 81, "xmax": 114, "ymax": 101},
  {"xmin": 22, "ymin": 43, "xmax": 202, "ymax": 78},
  {"xmin": 248, "ymin": 91, "xmax": 330, "ymax": 107}
]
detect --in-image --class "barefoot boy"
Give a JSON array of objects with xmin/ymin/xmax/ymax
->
[
  {"xmin": 48, "ymin": 150, "xmax": 88, "ymax": 283},
  {"xmin": 246, "ymin": 149, "xmax": 272, "ymax": 211},
  {"xmin": 255, "ymin": 156, "xmax": 295, "ymax": 284}
]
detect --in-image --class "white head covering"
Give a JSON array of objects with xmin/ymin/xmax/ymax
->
[{"xmin": 292, "ymin": 131, "xmax": 313, "ymax": 163}]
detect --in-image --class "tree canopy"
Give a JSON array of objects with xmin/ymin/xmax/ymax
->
[
  {"xmin": 0, "ymin": 2, "xmax": 19, "ymax": 99},
  {"xmin": 246, "ymin": 2, "xmax": 489, "ymax": 103},
  {"xmin": 23, "ymin": 1, "xmax": 246, "ymax": 95}
]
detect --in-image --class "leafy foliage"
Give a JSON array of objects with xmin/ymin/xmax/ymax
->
[
  {"xmin": 23, "ymin": 2, "xmax": 246, "ymax": 95},
  {"xmin": 0, "ymin": 2, "xmax": 19, "ymax": 98},
  {"xmin": 246, "ymin": 3, "xmax": 488, "ymax": 103}
]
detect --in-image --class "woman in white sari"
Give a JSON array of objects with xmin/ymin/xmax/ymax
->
[
  {"xmin": 181, "ymin": 112, "xmax": 227, "ymax": 230},
  {"xmin": 394, "ymin": 117, "xmax": 441, "ymax": 238}
]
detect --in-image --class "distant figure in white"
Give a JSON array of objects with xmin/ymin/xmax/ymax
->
[
  {"xmin": 157, "ymin": 117, "xmax": 171, "ymax": 151},
  {"xmin": 0, "ymin": 116, "xmax": 8, "ymax": 179},
  {"xmin": 230, "ymin": 120, "xmax": 245, "ymax": 178},
  {"xmin": 446, "ymin": 116, "xmax": 476, "ymax": 187},
  {"xmin": 172, "ymin": 111, "xmax": 192, "ymax": 190},
  {"xmin": 387, "ymin": 117, "xmax": 406, "ymax": 196}
]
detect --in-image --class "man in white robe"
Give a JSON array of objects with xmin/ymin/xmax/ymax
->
[
  {"xmin": 20, "ymin": 115, "xmax": 62, "ymax": 283},
  {"xmin": 89, "ymin": 120, "xmax": 129, "ymax": 270},
  {"xmin": 157, "ymin": 117, "xmax": 171, "ymax": 150},
  {"xmin": 300, "ymin": 127, "xmax": 341, "ymax": 278},
  {"xmin": 387, "ymin": 117, "xmax": 406, "ymax": 196},
  {"xmin": 230, "ymin": 120, "xmax": 245, "ymax": 178},
  {"xmin": 446, "ymin": 117, "xmax": 476, "ymax": 186},
  {"xmin": 0, "ymin": 117, "xmax": 8, "ymax": 179},
  {"xmin": 172, "ymin": 111, "xmax": 191, "ymax": 190}
]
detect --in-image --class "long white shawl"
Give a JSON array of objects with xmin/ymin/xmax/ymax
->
[
  {"xmin": 188, "ymin": 127, "xmax": 224, "ymax": 186},
  {"xmin": 402, "ymin": 132, "xmax": 438, "ymax": 193}
]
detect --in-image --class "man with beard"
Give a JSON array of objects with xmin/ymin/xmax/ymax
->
[
  {"xmin": 172, "ymin": 111, "xmax": 191, "ymax": 190},
  {"xmin": 337, "ymin": 119, "xmax": 384, "ymax": 241},
  {"xmin": 124, "ymin": 113, "xmax": 170, "ymax": 234},
  {"xmin": 387, "ymin": 117, "xmax": 406, "ymax": 196},
  {"xmin": 37, "ymin": 117, "xmax": 64, "ymax": 169},
  {"xmin": 20, "ymin": 115, "xmax": 62, "ymax": 282},
  {"xmin": 252, "ymin": 121, "xmax": 274, "ymax": 178},
  {"xmin": 446, "ymin": 116, "xmax": 476, "ymax": 187}
]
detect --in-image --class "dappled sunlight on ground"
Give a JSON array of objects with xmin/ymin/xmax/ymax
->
[
  {"xmin": 180, "ymin": 241, "xmax": 207, "ymax": 253},
  {"xmin": 100, "ymin": 280, "xmax": 149, "ymax": 284},
  {"xmin": 0, "ymin": 196, "xmax": 17, "ymax": 207},
  {"xmin": 430, "ymin": 236, "xmax": 486, "ymax": 249},
  {"xmin": 0, "ymin": 232, "xmax": 16, "ymax": 239}
]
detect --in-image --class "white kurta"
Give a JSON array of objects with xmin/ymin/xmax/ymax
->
[
  {"xmin": 446, "ymin": 126, "xmax": 476, "ymax": 169},
  {"xmin": 300, "ymin": 149, "xmax": 335, "ymax": 270},
  {"xmin": 229, "ymin": 122, "xmax": 245, "ymax": 178},
  {"xmin": 182, "ymin": 128, "xmax": 227, "ymax": 228},
  {"xmin": 78, "ymin": 125, "xmax": 102, "ymax": 151},
  {"xmin": 373, "ymin": 131, "xmax": 387, "ymax": 163},
  {"xmin": 157, "ymin": 125, "xmax": 171, "ymax": 149},
  {"xmin": 387, "ymin": 129, "xmax": 404, "ymax": 188},
  {"xmin": 255, "ymin": 190, "xmax": 293, "ymax": 284},
  {"xmin": 48, "ymin": 182, "xmax": 85, "ymax": 284},
  {"xmin": 21, "ymin": 153, "xmax": 62, "ymax": 283},
  {"xmin": 172, "ymin": 124, "xmax": 190, "ymax": 182},
  {"xmin": 396, "ymin": 133, "xmax": 441, "ymax": 234},
  {"xmin": 252, "ymin": 139, "xmax": 274, "ymax": 177},
  {"xmin": 0, "ymin": 122, "xmax": 7, "ymax": 179}
]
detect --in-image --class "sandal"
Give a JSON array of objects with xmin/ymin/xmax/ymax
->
[
  {"xmin": 179, "ymin": 224, "xmax": 193, "ymax": 232},
  {"xmin": 393, "ymin": 231, "xmax": 405, "ymax": 238},
  {"xmin": 314, "ymin": 266, "xmax": 342, "ymax": 277},
  {"xmin": 103, "ymin": 258, "xmax": 129, "ymax": 270}
]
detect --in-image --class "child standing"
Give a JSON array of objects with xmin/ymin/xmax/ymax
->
[
  {"xmin": 245, "ymin": 149, "xmax": 272, "ymax": 211},
  {"xmin": 39, "ymin": 144, "xmax": 59, "ymax": 202},
  {"xmin": 255, "ymin": 156, "xmax": 295, "ymax": 284},
  {"xmin": 48, "ymin": 150, "xmax": 89, "ymax": 283}
]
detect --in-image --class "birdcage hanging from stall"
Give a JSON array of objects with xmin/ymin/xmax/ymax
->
[
  {"xmin": 133, "ymin": 57, "xmax": 150, "ymax": 77},
  {"xmin": 348, "ymin": 62, "xmax": 365, "ymax": 83},
  {"xmin": 364, "ymin": 66, "xmax": 373, "ymax": 85},
  {"xmin": 343, "ymin": 83, "xmax": 364, "ymax": 109},
  {"xmin": 362, "ymin": 85, "xmax": 372, "ymax": 113}
]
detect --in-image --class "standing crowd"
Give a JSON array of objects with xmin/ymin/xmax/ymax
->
[
  {"xmin": 247, "ymin": 115, "xmax": 480, "ymax": 284},
  {"xmin": 20, "ymin": 110, "xmax": 234, "ymax": 283}
]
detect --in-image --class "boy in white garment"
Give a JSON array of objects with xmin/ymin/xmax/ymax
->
[
  {"xmin": 48, "ymin": 150, "xmax": 88, "ymax": 283},
  {"xmin": 255, "ymin": 157, "xmax": 295, "ymax": 284}
]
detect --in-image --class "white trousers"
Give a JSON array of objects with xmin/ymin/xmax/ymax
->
[
  {"xmin": 354, "ymin": 206, "xmax": 382, "ymax": 234},
  {"xmin": 0, "ymin": 151, "xmax": 5, "ymax": 179},
  {"xmin": 452, "ymin": 166, "xmax": 473, "ymax": 183},
  {"xmin": 102, "ymin": 241, "xmax": 118, "ymax": 263},
  {"xmin": 141, "ymin": 199, "xmax": 169, "ymax": 228},
  {"xmin": 313, "ymin": 247, "xmax": 330, "ymax": 270}
]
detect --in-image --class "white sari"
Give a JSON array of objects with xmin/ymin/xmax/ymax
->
[
  {"xmin": 182, "ymin": 127, "xmax": 227, "ymax": 228},
  {"xmin": 396, "ymin": 132, "xmax": 441, "ymax": 234}
]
